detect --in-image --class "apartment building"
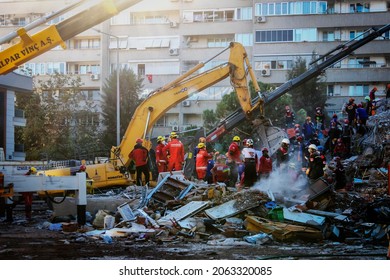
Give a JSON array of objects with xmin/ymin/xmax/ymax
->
[{"xmin": 1, "ymin": 0, "xmax": 389, "ymax": 145}]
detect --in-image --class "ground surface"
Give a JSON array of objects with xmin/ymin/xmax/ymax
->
[{"xmin": 0, "ymin": 207, "xmax": 388, "ymax": 260}]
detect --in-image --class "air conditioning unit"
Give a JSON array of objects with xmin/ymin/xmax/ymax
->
[
  {"xmin": 90, "ymin": 74, "xmax": 100, "ymax": 80},
  {"xmin": 261, "ymin": 69, "xmax": 271, "ymax": 77},
  {"xmin": 170, "ymin": 21, "xmax": 178, "ymax": 28},
  {"xmin": 172, "ymin": 125, "xmax": 179, "ymax": 131},
  {"xmin": 182, "ymin": 100, "xmax": 191, "ymax": 107},
  {"xmin": 255, "ymin": 16, "xmax": 266, "ymax": 23},
  {"xmin": 169, "ymin": 48, "xmax": 179, "ymax": 56}
]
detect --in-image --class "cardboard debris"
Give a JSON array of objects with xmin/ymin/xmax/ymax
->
[{"xmin": 244, "ymin": 215, "xmax": 324, "ymax": 242}]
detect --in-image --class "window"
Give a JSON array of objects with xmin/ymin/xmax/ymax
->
[
  {"xmin": 323, "ymin": 31, "xmax": 334, "ymax": 42},
  {"xmin": 327, "ymin": 85, "xmax": 334, "ymax": 96},
  {"xmin": 256, "ymin": 28, "xmax": 316, "ymax": 43},
  {"xmin": 207, "ymin": 37, "xmax": 233, "ymax": 48},
  {"xmin": 236, "ymin": 7, "xmax": 252, "ymax": 20},
  {"xmin": 257, "ymin": 1, "xmax": 327, "ymax": 16},
  {"xmin": 138, "ymin": 64, "xmax": 145, "ymax": 76},
  {"xmin": 235, "ymin": 33, "xmax": 253, "ymax": 46},
  {"xmin": 348, "ymin": 84, "xmax": 369, "ymax": 97}
]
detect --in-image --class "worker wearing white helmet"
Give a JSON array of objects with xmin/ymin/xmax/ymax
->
[
  {"xmin": 276, "ymin": 138, "xmax": 290, "ymax": 170},
  {"xmin": 306, "ymin": 143, "xmax": 326, "ymax": 184}
]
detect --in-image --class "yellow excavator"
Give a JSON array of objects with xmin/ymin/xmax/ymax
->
[{"xmin": 42, "ymin": 41, "xmax": 266, "ymax": 189}]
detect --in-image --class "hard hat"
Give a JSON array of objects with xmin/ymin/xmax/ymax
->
[
  {"xmin": 170, "ymin": 131, "xmax": 178, "ymax": 138},
  {"xmin": 365, "ymin": 96, "xmax": 370, "ymax": 101},
  {"xmin": 357, "ymin": 103, "xmax": 362, "ymax": 108},
  {"xmin": 197, "ymin": 142, "xmax": 205, "ymax": 149},
  {"xmin": 317, "ymin": 145, "xmax": 324, "ymax": 152},
  {"xmin": 79, "ymin": 165, "xmax": 86, "ymax": 171},
  {"xmin": 136, "ymin": 138, "xmax": 143, "ymax": 143},
  {"xmin": 233, "ymin": 136, "xmax": 240, "ymax": 142},
  {"xmin": 344, "ymin": 119, "xmax": 349, "ymax": 124},
  {"xmin": 308, "ymin": 144, "xmax": 317, "ymax": 151},
  {"xmin": 30, "ymin": 167, "xmax": 37, "ymax": 173},
  {"xmin": 337, "ymin": 138, "xmax": 343, "ymax": 143},
  {"xmin": 199, "ymin": 137, "xmax": 206, "ymax": 143},
  {"xmin": 246, "ymin": 139, "xmax": 254, "ymax": 146},
  {"xmin": 281, "ymin": 138, "xmax": 290, "ymax": 145},
  {"xmin": 349, "ymin": 98, "xmax": 355, "ymax": 102},
  {"xmin": 372, "ymin": 87, "xmax": 377, "ymax": 91},
  {"xmin": 157, "ymin": 136, "xmax": 164, "ymax": 142},
  {"xmin": 262, "ymin": 147, "xmax": 268, "ymax": 152},
  {"xmin": 294, "ymin": 123, "xmax": 300, "ymax": 128}
]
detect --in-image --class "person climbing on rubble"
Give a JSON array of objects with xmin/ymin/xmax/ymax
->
[
  {"xmin": 343, "ymin": 98, "xmax": 357, "ymax": 128},
  {"xmin": 302, "ymin": 116, "xmax": 315, "ymax": 141},
  {"xmin": 323, "ymin": 121, "xmax": 341, "ymax": 157},
  {"xmin": 129, "ymin": 138, "xmax": 150, "ymax": 186},
  {"xmin": 314, "ymin": 106, "xmax": 325, "ymax": 131},
  {"xmin": 333, "ymin": 138, "xmax": 348, "ymax": 159},
  {"xmin": 356, "ymin": 103, "xmax": 368, "ymax": 135},
  {"xmin": 240, "ymin": 138, "xmax": 258, "ymax": 188},
  {"xmin": 226, "ymin": 135, "xmax": 242, "ymax": 188},
  {"xmin": 341, "ymin": 119, "xmax": 354, "ymax": 157},
  {"xmin": 306, "ymin": 144, "xmax": 326, "ymax": 185},
  {"xmin": 22, "ymin": 167, "xmax": 37, "ymax": 221},
  {"xmin": 284, "ymin": 105, "xmax": 295, "ymax": 129},
  {"xmin": 163, "ymin": 131, "xmax": 185, "ymax": 172},
  {"xmin": 369, "ymin": 86, "xmax": 377, "ymax": 102},
  {"xmin": 155, "ymin": 136, "xmax": 167, "ymax": 173}
]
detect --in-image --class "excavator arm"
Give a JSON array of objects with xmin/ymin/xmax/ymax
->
[
  {"xmin": 111, "ymin": 42, "xmax": 261, "ymax": 168},
  {"xmin": 0, "ymin": 0, "xmax": 142, "ymax": 75}
]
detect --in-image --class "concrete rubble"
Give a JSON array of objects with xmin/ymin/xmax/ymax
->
[{"xmin": 2, "ymin": 110, "xmax": 389, "ymax": 259}]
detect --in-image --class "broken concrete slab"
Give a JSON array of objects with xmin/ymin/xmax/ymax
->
[
  {"xmin": 157, "ymin": 201, "xmax": 209, "ymax": 226},
  {"xmin": 205, "ymin": 198, "xmax": 259, "ymax": 220},
  {"xmin": 283, "ymin": 208, "xmax": 326, "ymax": 227}
]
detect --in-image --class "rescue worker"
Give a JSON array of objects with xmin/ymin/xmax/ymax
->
[
  {"xmin": 241, "ymin": 139, "xmax": 258, "ymax": 188},
  {"xmin": 369, "ymin": 86, "xmax": 377, "ymax": 102},
  {"xmin": 332, "ymin": 157, "xmax": 346, "ymax": 190},
  {"xmin": 155, "ymin": 136, "xmax": 167, "ymax": 173},
  {"xmin": 343, "ymin": 98, "xmax": 357, "ymax": 128},
  {"xmin": 226, "ymin": 135, "xmax": 242, "ymax": 188},
  {"xmin": 23, "ymin": 167, "xmax": 37, "ymax": 220},
  {"xmin": 356, "ymin": 103, "xmax": 368, "ymax": 135},
  {"xmin": 302, "ymin": 116, "xmax": 315, "ymax": 141},
  {"xmin": 276, "ymin": 138, "xmax": 290, "ymax": 172},
  {"xmin": 163, "ymin": 131, "xmax": 185, "ymax": 171},
  {"xmin": 333, "ymin": 138, "xmax": 347, "ymax": 159},
  {"xmin": 211, "ymin": 155, "xmax": 230, "ymax": 184},
  {"xmin": 306, "ymin": 144, "xmax": 326, "ymax": 185},
  {"xmin": 258, "ymin": 147, "xmax": 272, "ymax": 180},
  {"xmin": 364, "ymin": 95, "xmax": 373, "ymax": 116},
  {"xmin": 129, "ymin": 138, "xmax": 150, "ymax": 186},
  {"xmin": 314, "ymin": 106, "xmax": 325, "ymax": 131},
  {"xmin": 341, "ymin": 119, "xmax": 354, "ymax": 157},
  {"xmin": 284, "ymin": 106, "xmax": 295, "ymax": 129},
  {"xmin": 195, "ymin": 142, "xmax": 213, "ymax": 181},
  {"xmin": 324, "ymin": 121, "xmax": 341, "ymax": 157}
]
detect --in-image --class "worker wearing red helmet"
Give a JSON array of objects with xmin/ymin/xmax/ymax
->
[
  {"xmin": 369, "ymin": 86, "xmax": 377, "ymax": 102},
  {"xmin": 163, "ymin": 132, "xmax": 184, "ymax": 171},
  {"xmin": 129, "ymin": 138, "xmax": 150, "ymax": 186}
]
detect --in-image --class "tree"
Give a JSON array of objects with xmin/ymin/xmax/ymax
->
[
  {"xmin": 20, "ymin": 73, "xmax": 102, "ymax": 160},
  {"xmin": 286, "ymin": 56, "xmax": 327, "ymax": 124},
  {"xmin": 101, "ymin": 68, "xmax": 143, "ymax": 148}
]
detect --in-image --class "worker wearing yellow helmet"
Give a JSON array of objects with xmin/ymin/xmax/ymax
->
[
  {"xmin": 226, "ymin": 135, "xmax": 242, "ymax": 188},
  {"xmin": 155, "ymin": 135, "xmax": 168, "ymax": 173},
  {"xmin": 163, "ymin": 131, "xmax": 185, "ymax": 171},
  {"xmin": 195, "ymin": 142, "xmax": 213, "ymax": 181}
]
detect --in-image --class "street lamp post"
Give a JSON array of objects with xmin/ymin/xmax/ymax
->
[{"xmin": 95, "ymin": 29, "xmax": 120, "ymax": 146}]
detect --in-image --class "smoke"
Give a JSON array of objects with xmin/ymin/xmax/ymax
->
[{"xmin": 253, "ymin": 168, "xmax": 308, "ymax": 202}]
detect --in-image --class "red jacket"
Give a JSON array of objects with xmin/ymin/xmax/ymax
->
[
  {"xmin": 163, "ymin": 138, "xmax": 184, "ymax": 163},
  {"xmin": 155, "ymin": 143, "xmax": 167, "ymax": 164},
  {"xmin": 259, "ymin": 155, "xmax": 272, "ymax": 174},
  {"xmin": 196, "ymin": 149, "xmax": 212, "ymax": 170},
  {"xmin": 129, "ymin": 144, "xmax": 149, "ymax": 167},
  {"xmin": 228, "ymin": 142, "xmax": 241, "ymax": 163}
]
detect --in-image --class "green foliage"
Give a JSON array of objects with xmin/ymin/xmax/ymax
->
[
  {"xmin": 286, "ymin": 56, "xmax": 327, "ymax": 124},
  {"xmin": 20, "ymin": 72, "xmax": 102, "ymax": 160},
  {"xmin": 101, "ymin": 68, "xmax": 143, "ymax": 148}
]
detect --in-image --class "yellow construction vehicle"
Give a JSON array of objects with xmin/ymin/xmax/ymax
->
[{"xmin": 42, "ymin": 41, "xmax": 265, "ymax": 189}]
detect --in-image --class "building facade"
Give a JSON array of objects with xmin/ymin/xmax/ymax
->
[{"xmin": 1, "ymin": 0, "xmax": 389, "ymax": 141}]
